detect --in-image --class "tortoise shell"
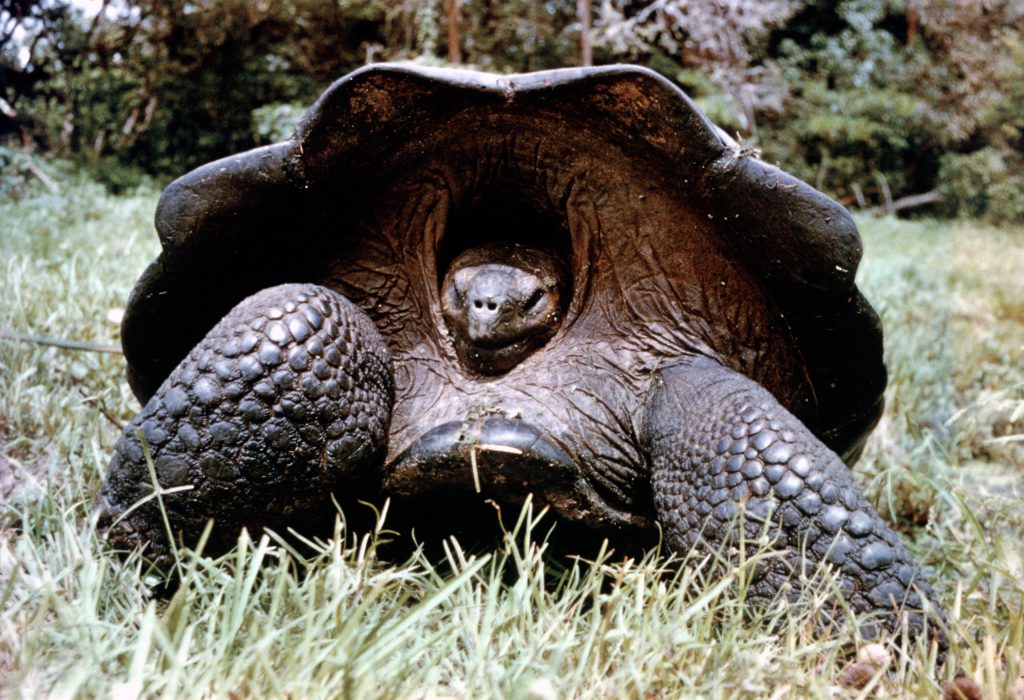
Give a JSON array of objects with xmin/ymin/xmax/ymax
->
[{"xmin": 121, "ymin": 64, "xmax": 885, "ymax": 498}]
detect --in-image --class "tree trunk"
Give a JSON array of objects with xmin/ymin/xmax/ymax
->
[
  {"xmin": 578, "ymin": 0, "xmax": 592, "ymax": 67},
  {"xmin": 446, "ymin": 0, "xmax": 462, "ymax": 65}
]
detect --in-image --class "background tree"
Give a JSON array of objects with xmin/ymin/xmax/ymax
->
[
  {"xmin": 597, "ymin": 0, "xmax": 1024, "ymax": 220},
  {"xmin": 1, "ymin": 0, "xmax": 1021, "ymax": 221},
  {"xmin": 2, "ymin": 0, "xmax": 387, "ymax": 177},
  {"xmin": 596, "ymin": 0, "xmax": 802, "ymax": 133},
  {"xmin": 914, "ymin": 0, "xmax": 1024, "ymax": 223}
]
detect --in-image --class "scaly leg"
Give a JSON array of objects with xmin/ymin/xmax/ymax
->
[
  {"xmin": 100, "ymin": 283, "xmax": 393, "ymax": 567},
  {"xmin": 641, "ymin": 361, "xmax": 944, "ymax": 643}
]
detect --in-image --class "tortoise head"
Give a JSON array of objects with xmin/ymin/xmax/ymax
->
[{"xmin": 441, "ymin": 242, "xmax": 568, "ymax": 374}]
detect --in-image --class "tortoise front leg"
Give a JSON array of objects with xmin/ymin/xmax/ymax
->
[
  {"xmin": 99, "ymin": 283, "xmax": 394, "ymax": 568},
  {"xmin": 640, "ymin": 361, "xmax": 944, "ymax": 643}
]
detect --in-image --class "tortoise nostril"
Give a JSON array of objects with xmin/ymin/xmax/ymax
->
[
  {"xmin": 474, "ymin": 300, "xmax": 483, "ymax": 309},
  {"xmin": 487, "ymin": 301, "xmax": 497, "ymax": 310}
]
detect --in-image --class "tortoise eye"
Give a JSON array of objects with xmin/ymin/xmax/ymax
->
[
  {"xmin": 523, "ymin": 288, "xmax": 545, "ymax": 312},
  {"xmin": 447, "ymin": 281, "xmax": 465, "ymax": 307}
]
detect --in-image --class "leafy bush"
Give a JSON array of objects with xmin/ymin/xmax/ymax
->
[
  {"xmin": 988, "ymin": 176, "xmax": 1024, "ymax": 225},
  {"xmin": 0, "ymin": 146, "xmax": 63, "ymax": 200},
  {"xmin": 81, "ymin": 157, "xmax": 157, "ymax": 195},
  {"xmin": 946, "ymin": 29, "xmax": 1024, "ymax": 224},
  {"xmin": 754, "ymin": 1, "xmax": 947, "ymax": 208},
  {"xmin": 2, "ymin": 0, "xmax": 1022, "ymax": 218},
  {"xmin": 252, "ymin": 103, "xmax": 307, "ymax": 145},
  {"xmin": 938, "ymin": 149, "xmax": 1024, "ymax": 224},
  {"xmin": 760, "ymin": 81, "xmax": 942, "ymax": 205}
]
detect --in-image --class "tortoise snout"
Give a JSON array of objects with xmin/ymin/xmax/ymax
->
[
  {"xmin": 467, "ymin": 292, "xmax": 515, "ymax": 342},
  {"xmin": 467, "ymin": 286, "xmax": 513, "ymax": 324},
  {"xmin": 456, "ymin": 266, "xmax": 546, "ymax": 346}
]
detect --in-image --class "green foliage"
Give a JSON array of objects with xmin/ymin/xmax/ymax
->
[
  {"xmin": 934, "ymin": 31, "xmax": 1024, "ymax": 224},
  {"xmin": 774, "ymin": 0, "xmax": 908, "ymax": 91},
  {"xmin": 987, "ymin": 177, "xmax": 1024, "ymax": 226},
  {"xmin": 0, "ymin": 145, "xmax": 58, "ymax": 200},
  {"xmin": 1, "ymin": 0, "xmax": 581, "ymax": 175},
  {"xmin": 596, "ymin": 0, "xmax": 1023, "ymax": 220},
  {"xmin": 459, "ymin": 0, "xmax": 578, "ymax": 72},
  {"xmin": 759, "ymin": 0, "xmax": 943, "ymax": 205},
  {"xmin": 1, "ymin": 0, "xmax": 1022, "ymax": 220},
  {"xmin": 81, "ymin": 157, "xmax": 157, "ymax": 195},
  {"xmin": 761, "ymin": 79, "xmax": 943, "ymax": 202},
  {"xmin": 595, "ymin": 0, "xmax": 800, "ymax": 133},
  {"xmin": 2, "ymin": 1, "xmax": 382, "ymax": 175},
  {"xmin": 938, "ymin": 149, "xmax": 1012, "ymax": 221},
  {"xmin": 673, "ymin": 66, "xmax": 745, "ymax": 131},
  {"xmin": 251, "ymin": 103, "xmax": 306, "ymax": 145}
]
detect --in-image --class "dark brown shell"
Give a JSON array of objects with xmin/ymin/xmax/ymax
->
[{"xmin": 121, "ymin": 64, "xmax": 884, "ymax": 465}]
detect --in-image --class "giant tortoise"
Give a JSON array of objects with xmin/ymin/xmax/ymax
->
[{"xmin": 99, "ymin": 64, "xmax": 944, "ymax": 640}]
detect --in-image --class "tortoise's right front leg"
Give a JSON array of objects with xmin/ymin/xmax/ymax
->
[{"xmin": 99, "ymin": 283, "xmax": 394, "ymax": 568}]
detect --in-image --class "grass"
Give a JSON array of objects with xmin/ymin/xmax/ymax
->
[{"xmin": 1, "ymin": 179, "xmax": 1022, "ymax": 698}]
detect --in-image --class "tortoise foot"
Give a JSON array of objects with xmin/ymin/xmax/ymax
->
[
  {"xmin": 99, "ymin": 283, "xmax": 393, "ymax": 568},
  {"xmin": 641, "ymin": 361, "xmax": 946, "ymax": 647}
]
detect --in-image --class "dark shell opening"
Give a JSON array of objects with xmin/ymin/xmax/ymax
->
[{"xmin": 438, "ymin": 189, "xmax": 574, "ymax": 281}]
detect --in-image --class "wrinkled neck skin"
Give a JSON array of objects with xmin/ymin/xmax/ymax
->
[{"xmin": 319, "ymin": 116, "xmax": 800, "ymax": 528}]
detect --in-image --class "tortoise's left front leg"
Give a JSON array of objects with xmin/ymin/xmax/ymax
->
[{"xmin": 640, "ymin": 361, "xmax": 945, "ymax": 644}]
